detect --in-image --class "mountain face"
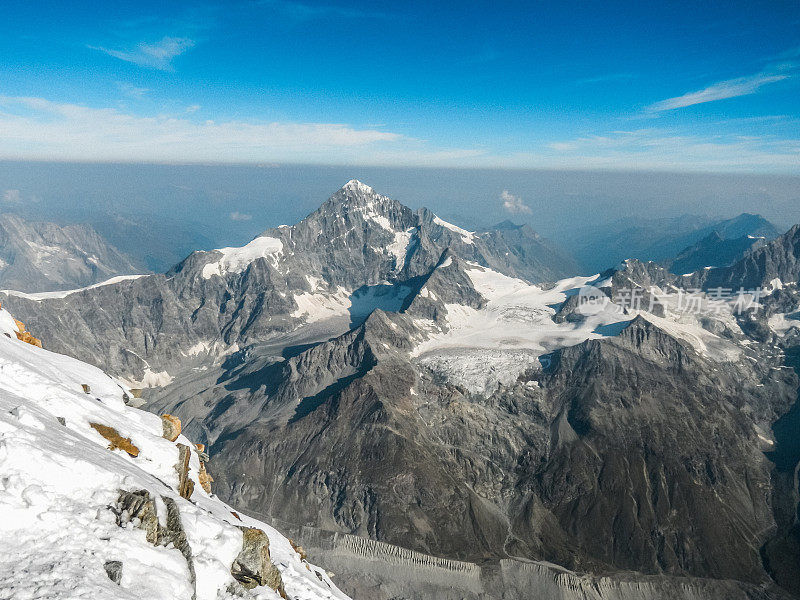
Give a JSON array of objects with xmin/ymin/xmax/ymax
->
[
  {"xmin": 0, "ymin": 213, "xmax": 143, "ymax": 292},
  {"xmin": 0, "ymin": 305, "xmax": 349, "ymax": 600},
  {"xmin": 699, "ymin": 224, "xmax": 800, "ymax": 291},
  {"xmin": 0, "ymin": 180, "xmax": 578, "ymax": 384},
  {"xmin": 2, "ymin": 181, "xmax": 800, "ymax": 599},
  {"xmin": 665, "ymin": 230, "xmax": 767, "ymax": 275},
  {"xmin": 476, "ymin": 220, "xmax": 581, "ymax": 283},
  {"xmin": 90, "ymin": 211, "xmax": 216, "ymax": 273},
  {"xmin": 569, "ymin": 213, "xmax": 780, "ymax": 273}
]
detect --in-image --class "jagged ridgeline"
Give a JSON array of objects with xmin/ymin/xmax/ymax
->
[{"xmin": 2, "ymin": 181, "xmax": 800, "ymax": 600}]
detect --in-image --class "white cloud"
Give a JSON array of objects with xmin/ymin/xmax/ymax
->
[
  {"xmin": 2, "ymin": 189, "xmax": 21, "ymax": 203},
  {"xmin": 501, "ymin": 190, "xmax": 532, "ymax": 214},
  {"xmin": 0, "ymin": 94, "xmax": 796, "ymax": 172},
  {"xmin": 648, "ymin": 72, "xmax": 788, "ymax": 112},
  {"xmin": 116, "ymin": 82, "xmax": 150, "ymax": 98},
  {"xmin": 90, "ymin": 36, "xmax": 195, "ymax": 71},
  {"xmin": 230, "ymin": 211, "xmax": 252, "ymax": 221},
  {"xmin": 185, "ymin": 104, "xmax": 201, "ymax": 113},
  {"xmin": 0, "ymin": 95, "xmax": 403, "ymax": 163}
]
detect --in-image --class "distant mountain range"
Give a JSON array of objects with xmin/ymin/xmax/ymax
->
[
  {"xmin": 2, "ymin": 181, "xmax": 799, "ymax": 599},
  {"xmin": 567, "ymin": 212, "xmax": 781, "ymax": 273},
  {"xmin": 0, "ymin": 213, "xmax": 144, "ymax": 292}
]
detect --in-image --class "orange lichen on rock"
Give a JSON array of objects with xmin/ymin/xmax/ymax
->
[
  {"xmin": 11, "ymin": 317, "xmax": 43, "ymax": 348},
  {"xmin": 89, "ymin": 422, "xmax": 140, "ymax": 457},
  {"xmin": 289, "ymin": 538, "xmax": 308, "ymax": 561},
  {"xmin": 160, "ymin": 414, "xmax": 182, "ymax": 441},
  {"xmin": 198, "ymin": 460, "xmax": 214, "ymax": 494}
]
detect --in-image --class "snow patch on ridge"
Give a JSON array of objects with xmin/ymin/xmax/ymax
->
[
  {"xmin": 342, "ymin": 179, "xmax": 374, "ymax": 194},
  {"xmin": 387, "ymin": 228, "xmax": 416, "ymax": 270},
  {"xmin": 433, "ymin": 216, "xmax": 475, "ymax": 244},
  {"xmin": 201, "ymin": 236, "xmax": 284, "ymax": 279},
  {"xmin": 292, "ymin": 287, "xmax": 352, "ymax": 324},
  {"xmin": 120, "ymin": 368, "xmax": 175, "ymax": 389},
  {"xmin": 2, "ymin": 274, "xmax": 147, "ymax": 301}
]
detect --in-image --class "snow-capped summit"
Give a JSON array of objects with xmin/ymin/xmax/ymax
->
[
  {"xmin": 0, "ymin": 181, "xmax": 580, "ymax": 386},
  {"xmin": 340, "ymin": 179, "xmax": 374, "ymax": 194}
]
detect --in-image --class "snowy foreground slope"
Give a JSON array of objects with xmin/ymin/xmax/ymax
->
[{"xmin": 0, "ymin": 307, "xmax": 350, "ymax": 600}]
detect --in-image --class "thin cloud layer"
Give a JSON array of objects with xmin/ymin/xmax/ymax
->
[
  {"xmin": 90, "ymin": 36, "xmax": 195, "ymax": 71},
  {"xmin": 0, "ymin": 94, "xmax": 796, "ymax": 172},
  {"xmin": 648, "ymin": 72, "xmax": 788, "ymax": 112},
  {"xmin": 539, "ymin": 129, "xmax": 800, "ymax": 171},
  {"xmin": 0, "ymin": 95, "xmax": 403, "ymax": 162}
]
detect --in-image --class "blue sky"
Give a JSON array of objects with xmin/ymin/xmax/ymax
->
[{"xmin": 1, "ymin": 0, "xmax": 799, "ymax": 171}]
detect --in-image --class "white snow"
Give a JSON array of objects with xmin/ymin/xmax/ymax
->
[
  {"xmin": 120, "ymin": 368, "xmax": 175, "ymax": 389},
  {"xmin": 2, "ymin": 275, "xmax": 147, "ymax": 301},
  {"xmin": 386, "ymin": 228, "xmax": 415, "ymax": 270},
  {"xmin": 412, "ymin": 263, "xmax": 745, "ymax": 393},
  {"xmin": 764, "ymin": 277, "xmax": 785, "ymax": 295},
  {"xmin": 342, "ymin": 179, "xmax": 373, "ymax": 194},
  {"xmin": 0, "ymin": 308, "xmax": 20, "ymax": 336},
  {"xmin": 291, "ymin": 287, "xmax": 352, "ymax": 324},
  {"xmin": 433, "ymin": 216, "xmax": 475, "ymax": 244},
  {"xmin": 201, "ymin": 236, "xmax": 284, "ymax": 279},
  {"xmin": 769, "ymin": 312, "xmax": 800, "ymax": 335},
  {"xmin": 291, "ymin": 283, "xmax": 412, "ymax": 327},
  {"xmin": 0, "ymin": 305, "xmax": 350, "ymax": 600},
  {"xmin": 185, "ymin": 341, "xmax": 211, "ymax": 356},
  {"xmin": 412, "ymin": 266, "xmax": 628, "ymax": 393}
]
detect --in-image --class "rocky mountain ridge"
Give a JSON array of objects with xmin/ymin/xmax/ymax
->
[
  {"xmin": 0, "ymin": 213, "xmax": 143, "ymax": 292},
  {"xmin": 0, "ymin": 180, "xmax": 578, "ymax": 384},
  {"xmin": 2, "ymin": 181, "xmax": 799, "ymax": 599}
]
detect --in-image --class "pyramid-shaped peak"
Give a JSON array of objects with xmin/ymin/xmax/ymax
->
[{"xmin": 341, "ymin": 179, "xmax": 375, "ymax": 194}]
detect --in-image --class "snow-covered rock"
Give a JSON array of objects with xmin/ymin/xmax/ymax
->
[{"xmin": 0, "ymin": 305, "xmax": 350, "ymax": 600}]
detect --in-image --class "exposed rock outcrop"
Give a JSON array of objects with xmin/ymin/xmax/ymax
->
[
  {"xmin": 10, "ymin": 315, "xmax": 42, "ymax": 348},
  {"xmin": 160, "ymin": 413, "xmax": 182, "ymax": 441},
  {"xmin": 103, "ymin": 560, "xmax": 123, "ymax": 585},
  {"xmin": 231, "ymin": 527, "xmax": 285, "ymax": 596},
  {"xmin": 175, "ymin": 443, "xmax": 195, "ymax": 499},
  {"xmin": 113, "ymin": 490, "xmax": 197, "ymax": 599}
]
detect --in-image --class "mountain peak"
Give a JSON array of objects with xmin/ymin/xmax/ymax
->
[
  {"xmin": 492, "ymin": 219, "xmax": 522, "ymax": 231},
  {"xmin": 341, "ymin": 179, "xmax": 375, "ymax": 194}
]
